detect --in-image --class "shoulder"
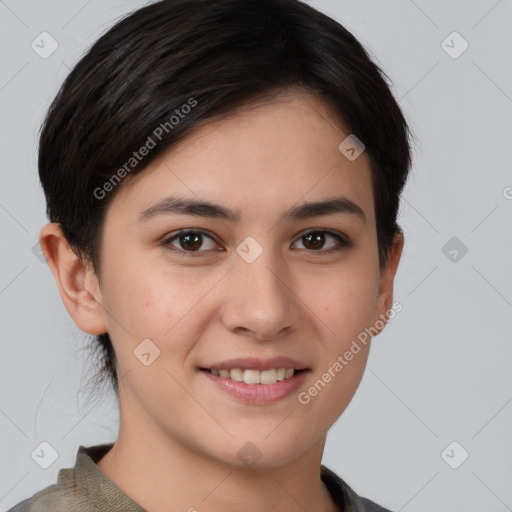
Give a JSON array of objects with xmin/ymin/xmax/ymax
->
[
  {"xmin": 359, "ymin": 496, "xmax": 394, "ymax": 512},
  {"xmin": 6, "ymin": 468, "xmax": 91, "ymax": 512},
  {"xmin": 321, "ymin": 464, "xmax": 394, "ymax": 512},
  {"xmin": 6, "ymin": 443, "xmax": 141, "ymax": 512}
]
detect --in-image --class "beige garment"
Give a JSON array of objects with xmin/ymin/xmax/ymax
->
[{"xmin": 7, "ymin": 443, "xmax": 392, "ymax": 512}]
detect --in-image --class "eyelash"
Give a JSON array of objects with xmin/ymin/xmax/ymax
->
[{"xmin": 161, "ymin": 229, "xmax": 351, "ymax": 257}]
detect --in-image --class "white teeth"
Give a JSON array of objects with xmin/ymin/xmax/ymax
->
[
  {"xmin": 260, "ymin": 369, "xmax": 277, "ymax": 385},
  {"xmin": 243, "ymin": 369, "xmax": 261, "ymax": 384},
  {"xmin": 209, "ymin": 367, "xmax": 299, "ymax": 385},
  {"xmin": 229, "ymin": 368, "xmax": 244, "ymax": 382}
]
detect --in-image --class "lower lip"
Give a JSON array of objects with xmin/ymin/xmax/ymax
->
[{"xmin": 200, "ymin": 369, "xmax": 309, "ymax": 404}]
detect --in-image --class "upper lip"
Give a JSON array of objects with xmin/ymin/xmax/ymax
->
[{"xmin": 201, "ymin": 357, "xmax": 309, "ymax": 371}]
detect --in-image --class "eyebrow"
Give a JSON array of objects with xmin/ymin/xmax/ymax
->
[{"xmin": 137, "ymin": 195, "xmax": 366, "ymax": 224}]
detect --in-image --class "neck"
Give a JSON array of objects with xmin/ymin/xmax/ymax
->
[{"xmin": 97, "ymin": 408, "xmax": 338, "ymax": 512}]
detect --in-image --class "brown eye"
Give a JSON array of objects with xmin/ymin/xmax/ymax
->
[
  {"xmin": 178, "ymin": 232, "xmax": 203, "ymax": 251},
  {"xmin": 293, "ymin": 230, "xmax": 350, "ymax": 253},
  {"xmin": 303, "ymin": 232, "xmax": 326, "ymax": 250},
  {"xmin": 164, "ymin": 230, "xmax": 219, "ymax": 255}
]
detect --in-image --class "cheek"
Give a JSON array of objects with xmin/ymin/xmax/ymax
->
[
  {"xmin": 299, "ymin": 276, "xmax": 375, "ymax": 426},
  {"xmin": 97, "ymin": 251, "xmax": 170, "ymax": 345},
  {"xmin": 99, "ymin": 254, "xmax": 221, "ymax": 351},
  {"xmin": 310, "ymin": 259, "xmax": 378, "ymax": 418},
  {"xmin": 316, "ymin": 261, "xmax": 379, "ymax": 345}
]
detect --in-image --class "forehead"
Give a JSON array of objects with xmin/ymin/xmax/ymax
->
[{"xmin": 108, "ymin": 90, "xmax": 375, "ymax": 226}]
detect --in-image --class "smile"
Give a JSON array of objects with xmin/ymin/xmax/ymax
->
[
  {"xmin": 204, "ymin": 367, "xmax": 303, "ymax": 385},
  {"xmin": 200, "ymin": 367, "xmax": 309, "ymax": 404}
]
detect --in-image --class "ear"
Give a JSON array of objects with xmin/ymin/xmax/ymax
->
[
  {"xmin": 371, "ymin": 232, "xmax": 404, "ymax": 336},
  {"xmin": 39, "ymin": 222, "xmax": 108, "ymax": 335}
]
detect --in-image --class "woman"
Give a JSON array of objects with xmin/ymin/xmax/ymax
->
[{"xmin": 9, "ymin": 0, "xmax": 412, "ymax": 510}]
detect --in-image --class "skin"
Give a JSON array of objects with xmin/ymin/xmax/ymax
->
[{"xmin": 41, "ymin": 89, "xmax": 403, "ymax": 512}]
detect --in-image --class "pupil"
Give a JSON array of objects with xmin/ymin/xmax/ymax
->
[
  {"xmin": 181, "ymin": 233, "xmax": 201, "ymax": 251},
  {"xmin": 305, "ymin": 232, "xmax": 324, "ymax": 250}
]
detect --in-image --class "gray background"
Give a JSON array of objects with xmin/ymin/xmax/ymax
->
[{"xmin": 1, "ymin": 1, "xmax": 511, "ymax": 510}]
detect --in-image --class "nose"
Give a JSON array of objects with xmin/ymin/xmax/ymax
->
[{"xmin": 220, "ymin": 243, "xmax": 301, "ymax": 341}]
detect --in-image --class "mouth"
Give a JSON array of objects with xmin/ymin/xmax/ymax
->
[
  {"xmin": 199, "ymin": 365, "xmax": 310, "ymax": 404},
  {"xmin": 198, "ymin": 356, "xmax": 310, "ymax": 403},
  {"xmin": 199, "ymin": 367, "xmax": 307, "ymax": 385}
]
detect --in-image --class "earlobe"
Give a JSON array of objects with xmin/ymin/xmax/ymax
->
[
  {"xmin": 39, "ymin": 223, "xmax": 108, "ymax": 335},
  {"xmin": 372, "ymin": 233, "xmax": 404, "ymax": 336}
]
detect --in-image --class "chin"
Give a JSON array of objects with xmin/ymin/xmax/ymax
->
[{"xmin": 207, "ymin": 433, "xmax": 315, "ymax": 471}]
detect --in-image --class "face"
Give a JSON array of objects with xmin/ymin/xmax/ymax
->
[{"xmin": 59, "ymin": 90, "xmax": 401, "ymax": 468}]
